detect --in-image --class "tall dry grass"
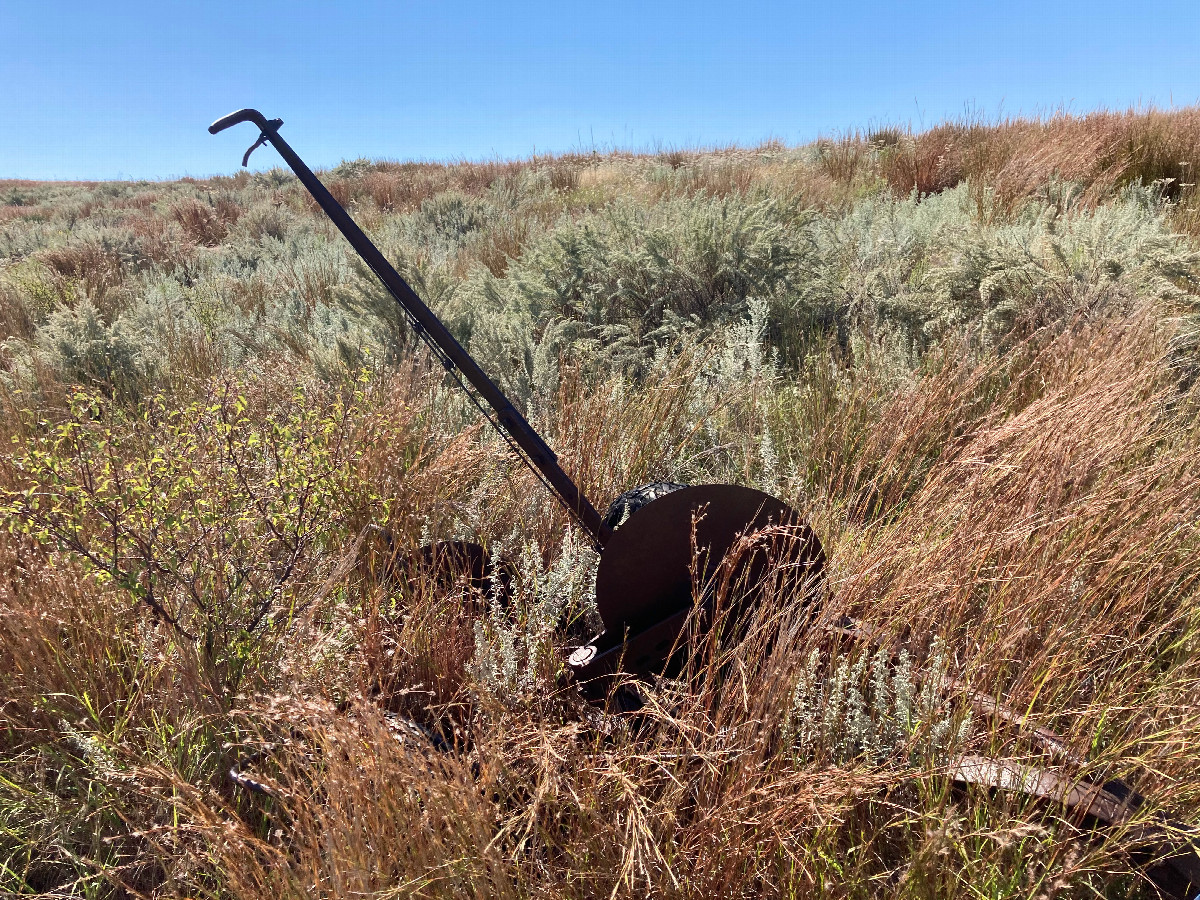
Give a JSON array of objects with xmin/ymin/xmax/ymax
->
[
  {"xmin": 873, "ymin": 108, "xmax": 1200, "ymax": 228},
  {"xmin": 3, "ymin": 306, "xmax": 1199, "ymax": 897},
  {"xmin": 2, "ymin": 107, "xmax": 1200, "ymax": 898}
]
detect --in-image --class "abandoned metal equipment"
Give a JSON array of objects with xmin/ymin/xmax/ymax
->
[{"xmin": 210, "ymin": 110, "xmax": 1199, "ymax": 897}]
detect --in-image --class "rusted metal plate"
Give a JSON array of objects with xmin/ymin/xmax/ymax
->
[
  {"xmin": 951, "ymin": 755, "xmax": 1200, "ymax": 898},
  {"xmin": 595, "ymin": 484, "xmax": 824, "ymax": 636},
  {"xmin": 569, "ymin": 485, "xmax": 825, "ymax": 691}
]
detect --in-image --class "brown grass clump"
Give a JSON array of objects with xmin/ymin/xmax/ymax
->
[
  {"xmin": 874, "ymin": 108, "xmax": 1200, "ymax": 227},
  {"xmin": 0, "ymin": 278, "xmax": 35, "ymax": 341},
  {"xmin": 37, "ymin": 240, "xmax": 128, "ymax": 313},
  {"xmin": 323, "ymin": 177, "xmax": 360, "ymax": 210},
  {"xmin": 815, "ymin": 134, "xmax": 872, "ymax": 185},
  {"xmin": 182, "ymin": 699, "xmax": 511, "ymax": 898},
  {"xmin": 172, "ymin": 196, "xmax": 242, "ymax": 246},
  {"xmin": 363, "ymin": 168, "xmax": 439, "ymax": 211},
  {"xmin": 473, "ymin": 216, "xmax": 530, "ymax": 277},
  {"xmin": 317, "ymin": 159, "xmax": 529, "ymax": 217},
  {"xmin": 0, "ymin": 204, "xmax": 50, "ymax": 224},
  {"xmin": 894, "ymin": 338, "xmax": 1195, "ymax": 730},
  {"xmin": 546, "ymin": 161, "xmax": 580, "ymax": 193},
  {"xmin": 451, "ymin": 158, "xmax": 525, "ymax": 195},
  {"xmin": 127, "ymin": 209, "xmax": 197, "ymax": 271}
]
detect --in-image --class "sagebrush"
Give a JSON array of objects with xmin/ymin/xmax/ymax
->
[{"xmin": 2, "ymin": 107, "xmax": 1200, "ymax": 899}]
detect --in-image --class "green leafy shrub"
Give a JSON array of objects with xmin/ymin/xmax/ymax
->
[
  {"xmin": 454, "ymin": 193, "xmax": 815, "ymax": 402},
  {"xmin": 1, "ymin": 374, "xmax": 382, "ymax": 689},
  {"xmin": 808, "ymin": 182, "xmax": 1200, "ymax": 366}
]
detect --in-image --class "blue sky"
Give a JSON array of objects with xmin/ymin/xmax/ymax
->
[{"xmin": 2, "ymin": 0, "xmax": 1198, "ymax": 180}]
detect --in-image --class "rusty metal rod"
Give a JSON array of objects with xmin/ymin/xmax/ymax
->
[{"xmin": 209, "ymin": 110, "xmax": 611, "ymax": 548}]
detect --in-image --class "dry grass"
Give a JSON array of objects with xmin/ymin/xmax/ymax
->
[
  {"xmin": 363, "ymin": 169, "xmax": 440, "ymax": 212},
  {"xmin": 36, "ymin": 240, "xmax": 128, "ymax": 313},
  {"xmin": 308, "ymin": 159, "xmax": 531, "ymax": 216},
  {"xmin": 0, "ymin": 278, "xmax": 35, "ymax": 341},
  {"xmin": 172, "ymin": 196, "xmax": 241, "ymax": 246},
  {"xmin": 873, "ymin": 108, "xmax": 1200, "ymax": 228},
  {"xmin": 3, "ymin": 307, "xmax": 1199, "ymax": 898},
  {"xmin": 2, "ymin": 107, "xmax": 1200, "ymax": 899}
]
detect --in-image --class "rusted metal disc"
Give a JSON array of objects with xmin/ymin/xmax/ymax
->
[{"xmin": 592, "ymin": 484, "xmax": 825, "ymax": 675}]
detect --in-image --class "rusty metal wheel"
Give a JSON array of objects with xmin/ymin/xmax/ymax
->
[{"xmin": 569, "ymin": 484, "xmax": 825, "ymax": 696}]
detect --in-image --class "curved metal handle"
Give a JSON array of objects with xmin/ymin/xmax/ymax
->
[
  {"xmin": 208, "ymin": 108, "xmax": 276, "ymax": 135},
  {"xmin": 209, "ymin": 109, "xmax": 284, "ymax": 166}
]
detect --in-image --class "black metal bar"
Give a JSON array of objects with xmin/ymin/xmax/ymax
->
[{"xmin": 209, "ymin": 110, "xmax": 611, "ymax": 548}]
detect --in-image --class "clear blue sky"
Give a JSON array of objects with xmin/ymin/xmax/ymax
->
[{"xmin": 2, "ymin": 0, "xmax": 1198, "ymax": 180}]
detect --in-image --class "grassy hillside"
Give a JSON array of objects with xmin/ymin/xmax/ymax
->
[{"xmin": 2, "ymin": 107, "xmax": 1200, "ymax": 898}]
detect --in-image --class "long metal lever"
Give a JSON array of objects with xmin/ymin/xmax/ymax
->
[{"xmin": 208, "ymin": 110, "xmax": 612, "ymax": 548}]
